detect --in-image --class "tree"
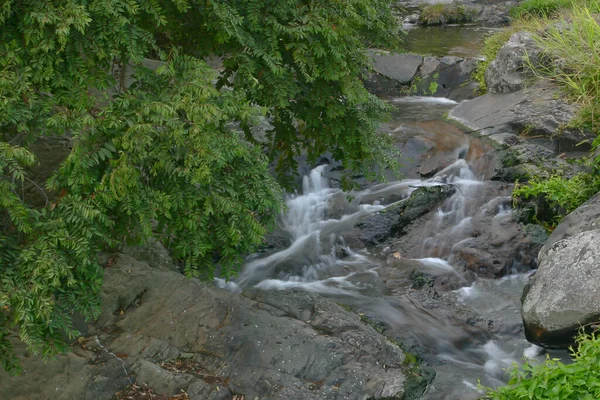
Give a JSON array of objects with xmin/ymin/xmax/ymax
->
[{"xmin": 0, "ymin": 0, "xmax": 400, "ymax": 372}]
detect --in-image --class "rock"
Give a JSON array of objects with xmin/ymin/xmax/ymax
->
[
  {"xmin": 419, "ymin": 56, "xmax": 441, "ymax": 77},
  {"xmin": 454, "ymin": 247, "xmax": 505, "ymax": 278},
  {"xmin": 416, "ymin": 57, "xmax": 480, "ymax": 100},
  {"xmin": 419, "ymin": 152, "xmax": 457, "ymax": 177},
  {"xmin": 538, "ymin": 192, "xmax": 600, "ymax": 260},
  {"xmin": 364, "ymin": 51, "xmax": 424, "ymax": 95},
  {"xmin": 371, "ymin": 51, "xmax": 423, "ymax": 85},
  {"xmin": 122, "ymin": 239, "xmax": 178, "ymax": 272},
  {"xmin": 0, "ymin": 255, "xmax": 410, "ymax": 399},
  {"xmin": 521, "ymin": 229, "xmax": 600, "ymax": 348},
  {"xmin": 354, "ymin": 185, "xmax": 456, "ymax": 246},
  {"xmin": 450, "ymin": 80, "xmax": 594, "ymax": 151},
  {"xmin": 485, "ymin": 32, "xmax": 544, "ymax": 94}
]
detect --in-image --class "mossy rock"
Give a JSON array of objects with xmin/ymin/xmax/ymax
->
[{"xmin": 391, "ymin": 185, "xmax": 456, "ymax": 236}]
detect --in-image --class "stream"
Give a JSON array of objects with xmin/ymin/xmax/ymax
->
[{"xmin": 219, "ymin": 97, "xmax": 550, "ymax": 399}]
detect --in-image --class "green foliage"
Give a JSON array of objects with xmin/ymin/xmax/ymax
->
[
  {"xmin": 513, "ymin": 171, "xmax": 600, "ymax": 228},
  {"xmin": 526, "ymin": 4, "xmax": 600, "ymax": 139},
  {"xmin": 418, "ymin": 2, "xmax": 475, "ymax": 25},
  {"xmin": 472, "ymin": 30, "xmax": 516, "ymax": 93},
  {"xmin": 484, "ymin": 332, "xmax": 600, "ymax": 399},
  {"xmin": 510, "ymin": 0, "xmax": 571, "ymax": 19},
  {"xmin": 0, "ymin": 0, "xmax": 401, "ymax": 371}
]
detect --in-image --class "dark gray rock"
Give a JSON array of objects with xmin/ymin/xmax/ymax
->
[
  {"xmin": 450, "ymin": 80, "xmax": 594, "ymax": 152},
  {"xmin": 485, "ymin": 32, "xmax": 543, "ymax": 94},
  {"xmin": 521, "ymin": 229, "xmax": 600, "ymax": 348},
  {"xmin": 420, "ymin": 56, "xmax": 441, "ymax": 77},
  {"xmin": 414, "ymin": 56, "xmax": 480, "ymax": 100},
  {"xmin": 0, "ymin": 255, "xmax": 409, "ymax": 400},
  {"xmin": 354, "ymin": 185, "xmax": 456, "ymax": 246},
  {"xmin": 370, "ymin": 51, "xmax": 423, "ymax": 85}
]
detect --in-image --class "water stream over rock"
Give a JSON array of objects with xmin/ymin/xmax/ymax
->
[{"xmin": 220, "ymin": 97, "xmax": 551, "ymax": 399}]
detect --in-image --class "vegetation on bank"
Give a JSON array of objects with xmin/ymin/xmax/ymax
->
[
  {"xmin": 418, "ymin": 2, "xmax": 475, "ymax": 25},
  {"xmin": 473, "ymin": 0, "xmax": 600, "ymax": 228},
  {"xmin": 484, "ymin": 1, "xmax": 600, "ymax": 397},
  {"xmin": 484, "ymin": 332, "xmax": 600, "ymax": 399},
  {"xmin": 0, "ymin": 0, "xmax": 401, "ymax": 372}
]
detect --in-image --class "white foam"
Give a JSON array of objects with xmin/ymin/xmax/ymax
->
[{"xmin": 391, "ymin": 96, "xmax": 458, "ymax": 105}]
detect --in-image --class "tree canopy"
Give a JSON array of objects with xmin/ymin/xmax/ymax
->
[{"xmin": 0, "ymin": 0, "xmax": 400, "ymax": 372}]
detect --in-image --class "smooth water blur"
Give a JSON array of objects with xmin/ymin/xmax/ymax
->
[{"xmin": 227, "ymin": 97, "xmax": 539, "ymax": 399}]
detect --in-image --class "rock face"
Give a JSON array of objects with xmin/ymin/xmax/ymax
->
[
  {"xmin": 521, "ymin": 193, "xmax": 600, "ymax": 347},
  {"xmin": 521, "ymin": 229, "xmax": 600, "ymax": 348},
  {"xmin": 485, "ymin": 32, "xmax": 543, "ymax": 94},
  {"xmin": 450, "ymin": 80, "xmax": 593, "ymax": 152},
  {"xmin": 0, "ymin": 252, "xmax": 410, "ymax": 400}
]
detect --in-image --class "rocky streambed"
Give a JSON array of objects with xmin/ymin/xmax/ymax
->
[{"xmin": 2, "ymin": 16, "xmax": 598, "ymax": 400}]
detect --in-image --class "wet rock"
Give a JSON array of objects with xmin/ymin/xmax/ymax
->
[
  {"xmin": 0, "ymin": 255, "xmax": 409, "ymax": 400},
  {"xmin": 391, "ymin": 185, "xmax": 457, "ymax": 236},
  {"xmin": 454, "ymin": 247, "xmax": 505, "ymax": 278},
  {"xmin": 521, "ymin": 229, "xmax": 600, "ymax": 348},
  {"xmin": 485, "ymin": 32, "xmax": 544, "ymax": 94},
  {"xmin": 419, "ymin": 152, "xmax": 457, "ymax": 177},
  {"xmin": 354, "ymin": 186, "xmax": 456, "ymax": 246}
]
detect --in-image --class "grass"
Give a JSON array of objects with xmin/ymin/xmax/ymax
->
[
  {"xmin": 526, "ymin": 4, "xmax": 600, "ymax": 139},
  {"xmin": 419, "ymin": 2, "xmax": 476, "ymax": 25},
  {"xmin": 510, "ymin": 0, "xmax": 572, "ymax": 19}
]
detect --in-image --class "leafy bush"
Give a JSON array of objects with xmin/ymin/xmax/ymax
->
[
  {"xmin": 419, "ymin": 2, "xmax": 476, "ymax": 25},
  {"xmin": 0, "ymin": 0, "xmax": 401, "ymax": 372},
  {"xmin": 513, "ymin": 171, "xmax": 600, "ymax": 228},
  {"xmin": 484, "ymin": 332, "xmax": 600, "ymax": 399}
]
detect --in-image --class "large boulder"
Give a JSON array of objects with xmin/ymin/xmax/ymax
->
[
  {"xmin": 0, "ymin": 251, "xmax": 410, "ymax": 399},
  {"xmin": 484, "ymin": 32, "xmax": 543, "ymax": 94},
  {"xmin": 521, "ymin": 229, "xmax": 600, "ymax": 348},
  {"xmin": 538, "ymin": 192, "xmax": 600, "ymax": 260}
]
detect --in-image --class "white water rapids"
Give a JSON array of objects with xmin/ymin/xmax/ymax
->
[{"xmin": 216, "ymin": 98, "xmax": 548, "ymax": 399}]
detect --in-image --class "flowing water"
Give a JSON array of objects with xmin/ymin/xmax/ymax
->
[{"xmin": 221, "ymin": 97, "xmax": 547, "ymax": 399}]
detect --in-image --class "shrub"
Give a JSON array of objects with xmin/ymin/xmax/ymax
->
[
  {"xmin": 419, "ymin": 2, "xmax": 476, "ymax": 25},
  {"xmin": 484, "ymin": 332, "xmax": 600, "ymax": 399},
  {"xmin": 513, "ymin": 171, "xmax": 600, "ymax": 228}
]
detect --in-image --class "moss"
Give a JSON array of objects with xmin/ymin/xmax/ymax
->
[
  {"xmin": 418, "ymin": 2, "xmax": 476, "ymax": 25},
  {"xmin": 409, "ymin": 270, "xmax": 433, "ymax": 289}
]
